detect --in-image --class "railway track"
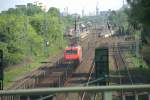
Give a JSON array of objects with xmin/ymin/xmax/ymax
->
[
  {"xmin": 112, "ymin": 44, "xmax": 130, "ymax": 100},
  {"xmin": 5, "ymin": 25, "xmax": 149, "ymax": 100},
  {"xmin": 6, "ymin": 29, "xmax": 92, "ymax": 90},
  {"xmin": 54, "ymin": 28, "xmax": 97, "ymax": 100},
  {"xmin": 35, "ymin": 31, "xmax": 92, "ymax": 88},
  {"xmin": 6, "ymin": 57, "xmax": 74, "ymax": 89},
  {"xmin": 35, "ymin": 62, "xmax": 77, "ymax": 88},
  {"xmin": 113, "ymin": 45, "xmax": 132, "ymax": 84},
  {"xmin": 2, "ymin": 27, "xmax": 95, "ymax": 100},
  {"xmin": 112, "ymin": 42, "xmax": 149, "ymax": 85},
  {"xmin": 111, "ymin": 39, "xmax": 150, "ymax": 100},
  {"xmin": 3, "ymin": 30, "xmax": 91, "ymax": 99}
]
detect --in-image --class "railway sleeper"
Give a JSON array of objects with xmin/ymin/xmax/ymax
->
[
  {"xmin": 8, "ymin": 60, "xmax": 78, "ymax": 90},
  {"xmin": 36, "ymin": 73, "xmax": 64, "ymax": 87}
]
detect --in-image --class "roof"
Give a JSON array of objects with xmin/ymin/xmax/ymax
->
[{"xmin": 65, "ymin": 46, "xmax": 81, "ymax": 50}]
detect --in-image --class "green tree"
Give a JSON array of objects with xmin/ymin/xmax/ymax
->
[
  {"xmin": 0, "ymin": 3, "xmax": 69, "ymax": 67},
  {"xmin": 127, "ymin": 0, "xmax": 150, "ymax": 26},
  {"xmin": 48, "ymin": 7, "xmax": 60, "ymax": 17},
  {"xmin": 0, "ymin": 14, "xmax": 43, "ymax": 66},
  {"xmin": 126, "ymin": 0, "xmax": 150, "ymax": 64}
]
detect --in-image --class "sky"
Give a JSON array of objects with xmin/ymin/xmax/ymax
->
[{"xmin": 0, "ymin": 0, "xmax": 126, "ymax": 14}]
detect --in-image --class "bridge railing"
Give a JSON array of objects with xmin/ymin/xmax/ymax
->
[{"xmin": 0, "ymin": 84, "xmax": 150, "ymax": 100}]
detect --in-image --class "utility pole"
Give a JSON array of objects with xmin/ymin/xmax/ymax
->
[
  {"xmin": 43, "ymin": 5, "xmax": 49, "ymax": 56},
  {"xmin": 96, "ymin": 2, "xmax": 99, "ymax": 16},
  {"xmin": 82, "ymin": 9, "xmax": 84, "ymax": 17},
  {"xmin": 24, "ymin": 5, "xmax": 28, "ymax": 40},
  {"xmin": 74, "ymin": 16, "xmax": 80, "ymax": 46}
]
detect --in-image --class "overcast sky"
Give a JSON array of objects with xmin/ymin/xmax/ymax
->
[{"xmin": 0, "ymin": 0, "xmax": 126, "ymax": 14}]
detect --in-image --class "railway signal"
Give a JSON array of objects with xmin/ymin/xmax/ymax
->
[{"xmin": 95, "ymin": 47, "xmax": 109, "ymax": 85}]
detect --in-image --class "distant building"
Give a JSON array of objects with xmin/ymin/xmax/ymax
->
[
  {"xmin": 27, "ymin": 3, "xmax": 33, "ymax": 7},
  {"xmin": 100, "ymin": 11, "xmax": 109, "ymax": 17},
  {"xmin": 62, "ymin": 7, "xmax": 69, "ymax": 16},
  {"xmin": 1, "ymin": 11, "xmax": 7, "ymax": 14},
  {"xmin": 33, "ymin": 2, "xmax": 47, "ymax": 11},
  {"xmin": 16, "ymin": 5, "xmax": 26, "ymax": 8}
]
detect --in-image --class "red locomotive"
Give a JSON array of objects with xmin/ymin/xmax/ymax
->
[{"xmin": 64, "ymin": 45, "xmax": 82, "ymax": 64}]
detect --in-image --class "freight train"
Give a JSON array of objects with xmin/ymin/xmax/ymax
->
[{"xmin": 63, "ymin": 45, "xmax": 82, "ymax": 65}]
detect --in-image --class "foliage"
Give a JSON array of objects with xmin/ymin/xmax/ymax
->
[
  {"xmin": 126, "ymin": 0, "xmax": 150, "ymax": 64},
  {"xmin": 127, "ymin": 0, "xmax": 150, "ymax": 26},
  {"xmin": 108, "ymin": 9, "xmax": 130, "ymax": 35},
  {"xmin": 48, "ymin": 7, "xmax": 60, "ymax": 17},
  {"xmin": 0, "ymin": 5, "xmax": 70, "ymax": 67},
  {"xmin": 0, "ymin": 14, "xmax": 43, "ymax": 65},
  {"xmin": 2, "ymin": 3, "xmax": 42, "ymax": 16}
]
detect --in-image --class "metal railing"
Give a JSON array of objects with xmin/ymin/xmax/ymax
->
[{"xmin": 0, "ymin": 84, "xmax": 150, "ymax": 100}]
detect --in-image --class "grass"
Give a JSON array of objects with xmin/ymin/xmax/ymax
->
[
  {"xmin": 4, "ymin": 55, "xmax": 45, "ymax": 87},
  {"xmin": 125, "ymin": 52, "xmax": 148, "ymax": 69},
  {"xmin": 4, "ymin": 44, "xmax": 65, "ymax": 88},
  {"xmin": 123, "ymin": 52, "xmax": 150, "ymax": 81}
]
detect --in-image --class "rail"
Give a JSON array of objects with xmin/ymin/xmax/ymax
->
[
  {"xmin": 0, "ymin": 85, "xmax": 150, "ymax": 100},
  {"xmin": 81, "ymin": 60, "xmax": 95, "ymax": 100}
]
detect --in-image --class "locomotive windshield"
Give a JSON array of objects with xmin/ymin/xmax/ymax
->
[{"xmin": 66, "ymin": 50, "xmax": 77, "ymax": 54}]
